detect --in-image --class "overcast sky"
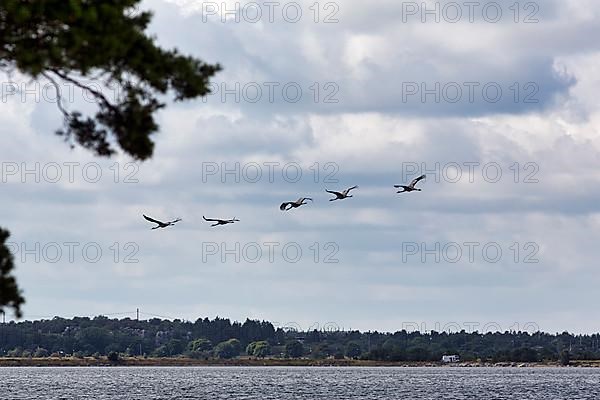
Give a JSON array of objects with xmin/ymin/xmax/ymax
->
[{"xmin": 2, "ymin": 0, "xmax": 600, "ymax": 334}]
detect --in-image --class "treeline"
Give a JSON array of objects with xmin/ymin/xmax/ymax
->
[{"xmin": 1, "ymin": 316, "xmax": 600, "ymax": 363}]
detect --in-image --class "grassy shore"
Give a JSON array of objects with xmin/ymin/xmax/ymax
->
[{"xmin": 2, "ymin": 357, "xmax": 599, "ymax": 367}]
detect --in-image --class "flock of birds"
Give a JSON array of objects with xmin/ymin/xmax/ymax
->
[{"xmin": 142, "ymin": 174, "xmax": 427, "ymax": 229}]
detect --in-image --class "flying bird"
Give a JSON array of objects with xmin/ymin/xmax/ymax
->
[
  {"xmin": 394, "ymin": 174, "xmax": 426, "ymax": 193},
  {"xmin": 203, "ymin": 216, "xmax": 240, "ymax": 227},
  {"xmin": 143, "ymin": 215, "xmax": 182, "ymax": 229},
  {"xmin": 280, "ymin": 197, "xmax": 313, "ymax": 211},
  {"xmin": 326, "ymin": 185, "xmax": 358, "ymax": 201}
]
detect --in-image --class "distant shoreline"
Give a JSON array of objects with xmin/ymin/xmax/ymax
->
[{"xmin": 1, "ymin": 357, "xmax": 599, "ymax": 367}]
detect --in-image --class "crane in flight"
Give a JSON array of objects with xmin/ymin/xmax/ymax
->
[
  {"xmin": 203, "ymin": 216, "xmax": 240, "ymax": 227},
  {"xmin": 280, "ymin": 197, "xmax": 313, "ymax": 211},
  {"xmin": 326, "ymin": 185, "xmax": 358, "ymax": 201},
  {"xmin": 143, "ymin": 215, "xmax": 182, "ymax": 229},
  {"xmin": 394, "ymin": 174, "xmax": 426, "ymax": 193}
]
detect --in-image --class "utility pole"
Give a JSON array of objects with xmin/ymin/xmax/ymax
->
[{"xmin": 137, "ymin": 308, "xmax": 141, "ymax": 357}]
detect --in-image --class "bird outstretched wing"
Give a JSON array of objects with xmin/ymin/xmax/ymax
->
[
  {"xmin": 410, "ymin": 174, "xmax": 426, "ymax": 187},
  {"xmin": 280, "ymin": 202, "xmax": 291, "ymax": 211},
  {"xmin": 143, "ymin": 214, "xmax": 163, "ymax": 224},
  {"xmin": 203, "ymin": 216, "xmax": 219, "ymax": 222},
  {"xmin": 325, "ymin": 189, "xmax": 341, "ymax": 196},
  {"xmin": 344, "ymin": 185, "xmax": 358, "ymax": 194}
]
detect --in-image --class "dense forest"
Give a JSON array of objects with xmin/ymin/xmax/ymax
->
[{"xmin": 1, "ymin": 316, "xmax": 599, "ymax": 363}]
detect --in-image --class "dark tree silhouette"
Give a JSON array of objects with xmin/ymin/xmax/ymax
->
[
  {"xmin": 0, "ymin": 0, "xmax": 221, "ymax": 316},
  {"xmin": 0, "ymin": 229, "xmax": 24, "ymax": 318},
  {"xmin": 1, "ymin": 316, "xmax": 598, "ymax": 363},
  {"xmin": 1, "ymin": 0, "xmax": 220, "ymax": 159}
]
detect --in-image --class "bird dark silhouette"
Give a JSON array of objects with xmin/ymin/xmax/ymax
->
[
  {"xmin": 280, "ymin": 197, "xmax": 313, "ymax": 211},
  {"xmin": 203, "ymin": 216, "xmax": 240, "ymax": 227},
  {"xmin": 326, "ymin": 185, "xmax": 358, "ymax": 201},
  {"xmin": 394, "ymin": 174, "xmax": 426, "ymax": 193},
  {"xmin": 143, "ymin": 215, "xmax": 182, "ymax": 229}
]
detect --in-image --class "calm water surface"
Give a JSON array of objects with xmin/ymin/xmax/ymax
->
[{"xmin": 1, "ymin": 367, "xmax": 598, "ymax": 399}]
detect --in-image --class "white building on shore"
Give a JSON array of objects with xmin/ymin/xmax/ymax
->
[{"xmin": 441, "ymin": 355, "xmax": 460, "ymax": 363}]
